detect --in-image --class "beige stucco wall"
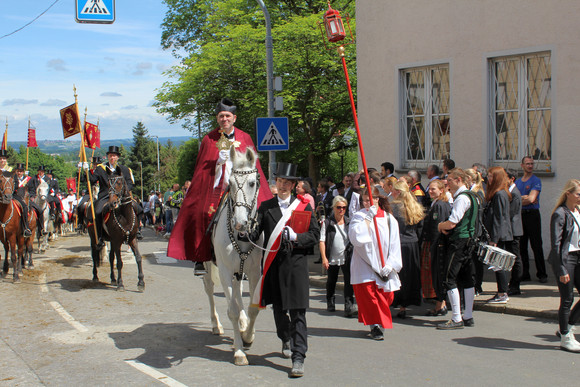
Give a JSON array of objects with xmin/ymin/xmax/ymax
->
[{"xmin": 356, "ymin": 0, "xmax": 580, "ymax": 260}]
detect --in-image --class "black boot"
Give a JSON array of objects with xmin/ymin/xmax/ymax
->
[
  {"xmin": 136, "ymin": 226, "xmax": 143, "ymax": 240},
  {"xmin": 95, "ymin": 218, "xmax": 105, "ymax": 249},
  {"xmin": 344, "ymin": 298, "xmax": 358, "ymax": 318},
  {"xmin": 327, "ymin": 296, "xmax": 336, "ymax": 312}
]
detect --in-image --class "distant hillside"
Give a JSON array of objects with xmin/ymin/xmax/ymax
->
[{"xmin": 7, "ymin": 136, "xmax": 193, "ymax": 156}]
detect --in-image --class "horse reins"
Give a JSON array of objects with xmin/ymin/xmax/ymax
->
[{"xmin": 108, "ymin": 176, "xmax": 136, "ymax": 244}]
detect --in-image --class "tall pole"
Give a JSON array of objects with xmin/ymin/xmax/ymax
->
[
  {"xmin": 338, "ymin": 45, "xmax": 385, "ymax": 267},
  {"xmin": 256, "ymin": 0, "xmax": 276, "ymax": 181},
  {"xmin": 139, "ymin": 161, "xmax": 143, "ymax": 202},
  {"xmin": 152, "ymin": 135, "xmax": 160, "ymax": 191}
]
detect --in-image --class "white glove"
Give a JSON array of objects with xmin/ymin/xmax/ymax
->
[
  {"xmin": 379, "ymin": 265, "xmax": 392, "ymax": 279},
  {"xmin": 77, "ymin": 162, "xmax": 82, "ymax": 168},
  {"xmin": 284, "ymin": 226, "xmax": 297, "ymax": 241},
  {"xmin": 217, "ymin": 149, "xmax": 229, "ymax": 164},
  {"xmin": 83, "ymin": 162, "xmax": 89, "ymax": 170},
  {"xmin": 365, "ymin": 204, "xmax": 378, "ymax": 221}
]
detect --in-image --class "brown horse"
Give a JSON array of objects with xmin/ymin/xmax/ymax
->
[
  {"xmin": 0, "ymin": 172, "xmax": 24, "ymax": 282},
  {"xmin": 92, "ymin": 174, "xmax": 144, "ymax": 291},
  {"xmin": 17, "ymin": 188, "xmax": 37, "ymax": 271}
]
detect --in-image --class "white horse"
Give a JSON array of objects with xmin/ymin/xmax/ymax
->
[
  {"xmin": 34, "ymin": 181, "xmax": 51, "ymax": 252},
  {"xmin": 204, "ymin": 146, "xmax": 264, "ymax": 366}
]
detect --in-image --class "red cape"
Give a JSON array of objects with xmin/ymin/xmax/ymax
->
[{"xmin": 167, "ymin": 127, "xmax": 272, "ymax": 261}]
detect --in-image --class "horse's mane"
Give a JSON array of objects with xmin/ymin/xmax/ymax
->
[{"xmin": 231, "ymin": 147, "xmax": 257, "ymax": 170}]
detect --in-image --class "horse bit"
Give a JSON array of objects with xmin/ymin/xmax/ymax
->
[{"xmin": 226, "ymin": 168, "xmax": 259, "ymax": 280}]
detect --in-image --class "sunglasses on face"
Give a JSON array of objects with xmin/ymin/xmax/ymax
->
[{"xmin": 335, "ymin": 206, "xmax": 347, "ymax": 210}]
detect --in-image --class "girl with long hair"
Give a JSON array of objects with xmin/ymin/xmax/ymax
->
[
  {"xmin": 391, "ymin": 181, "xmax": 425, "ymax": 318},
  {"xmin": 484, "ymin": 167, "xmax": 513, "ymax": 304},
  {"xmin": 548, "ymin": 179, "xmax": 580, "ymax": 352},
  {"xmin": 466, "ymin": 168, "xmax": 486, "ymax": 294}
]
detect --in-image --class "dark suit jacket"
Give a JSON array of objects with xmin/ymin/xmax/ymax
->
[
  {"xmin": 548, "ymin": 205, "xmax": 576, "ymax": 277},
  {"xmin": 315, "ymin": 192, "xmax": 334, "ymax": 219},
  {"xmin": 484, "ymin": 190, "xmax": 513, "ymax": 243},
  {"xmin": 253, "ymin": 196, "xmax": 319, "ymax": 309},
  {"xmin": 91, "ymin": 162, "xmax": 134, "ymax": 201},
  {"xmin": 509, "ymin": 186, "xmax": 523, "ymax": 237}
]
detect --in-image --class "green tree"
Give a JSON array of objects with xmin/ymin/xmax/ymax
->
[
  {"xmin": 127, "ymin": 122, "xmax": 157, "ymax": 195},
  {"xmin": 175, "ymin": 138, "xmax": 200, "ymax": 184},
  {"xmin": 156, "ymin": 0, "xmax": 356, "ymax": 182}
]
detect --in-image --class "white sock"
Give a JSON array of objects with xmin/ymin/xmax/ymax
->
[
  {"xmin": 447, "ymin": 288, "xmax": 462, "ymax": 323},
  {"xmin": 463, "ymin": 287, "xmax": 475, "ymax": 320}
]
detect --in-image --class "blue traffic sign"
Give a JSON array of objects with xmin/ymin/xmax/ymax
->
[
  {"xmin": 256, "ymin": 117, "xmax": 289, "ymax": 151},
  {"xmin": 76, "ymin": 0, "xmax": 115, "ymax": 24}
]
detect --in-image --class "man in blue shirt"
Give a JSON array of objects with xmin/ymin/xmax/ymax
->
[{"xmin": 515, "ymin": 156, "xmax": 548, "ymax": 283}]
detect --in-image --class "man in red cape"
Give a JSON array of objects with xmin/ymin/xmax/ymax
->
[{"xmin": 167, "ymin": 98, "xmax": 272, "ymax": 272}]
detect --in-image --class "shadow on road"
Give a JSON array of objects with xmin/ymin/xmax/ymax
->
[
  {"xmin": 109, "ymin": 322, "xmax": 288, "ymax": 373},
  {"xmin": 47, "ymin": 278, "xmax": 110, "ymax": 292},
  {"xmin": 452, "ymin": 336, "xmax": 556, "ymax": 351}
]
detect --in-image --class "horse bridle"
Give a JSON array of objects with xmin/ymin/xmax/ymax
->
[
  {"xmin": 0, "ymin": 175, "xmax": 14, "ymax": 201},
  {"xmin": 226, "ymin": 167, "xmax": 259, "ymax": 280},
  {"xmin": 108, "ymin": 176, "xmax": 135, "ymax": 244}
]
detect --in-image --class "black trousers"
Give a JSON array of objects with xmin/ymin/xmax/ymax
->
[
  {"xmin": 493, "ymin": 241, "xmax": 510, "ymax": 293},
  {"xmin": 520, "ymin": 210, "xmax": 547, "ymax": 279},
  {"xmin": 508, "ymin": 237, "xmax": 523, "ymax": 290},
  {"xmin": 443, "ymin": 238, "xmax": 475, "ymax": 291},
  {"xmin": 326, "ymin": 262, "xmax": 354, "ymax": 306},
  {"xmin": 273, "ymin": 305, "xmax": 307, "ymax": 362},
  {"xmin": 557, "ymin": 251, "xmax": 580, "ymax": 334}
]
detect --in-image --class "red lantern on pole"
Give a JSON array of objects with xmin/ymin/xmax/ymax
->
[
  {"xmin": 323, "ymin": 3, "xmax": 346, "ymax": 42},
  {"xmin": 320, "ymin": 2, "xmax": 386, "ymax": 267}
]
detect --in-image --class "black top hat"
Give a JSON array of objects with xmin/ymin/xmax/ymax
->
[
  {"xmin": 46, "ymin": 169, "xmax": 53, "ymax": 175},
  {"xmin": 0, "ymin": 149, "xmax": 7, "ymax": 158},
  {"xmin": 37, "ymin": 165, "xmax": 45, "ymax": 172},
  {"xmin": 15, "ymin": 163, "xmax": 25, "ymax": 170},
  {"xmin": 92, "ymin": 156, "xmax": 102, "ymax": 164},
  {"xmin": 107, "ymin": 145, "xmax": 120, "ymax": 155},
  {"xmin": 274, "ymin": 162, "xmax": 300, "ymax": 180},
  {"xmin": 215, "ymin": 98, "xmax": 237, "ymax": 115}
]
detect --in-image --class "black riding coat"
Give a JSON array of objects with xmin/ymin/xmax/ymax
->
[
  {"xmin": 27, "ymin": 174, "xmax": 48, "ymax": 197},
  {"xmin": 252, "ymin": 196, "xmax": 319, "ymax": 310},
  {"xmin": 91, "ymin": 163, "xmax": 134, "ymax": 201}
]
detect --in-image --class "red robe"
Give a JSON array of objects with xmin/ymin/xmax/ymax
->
[{"xmin": 167, "ymin": 127, "xmax": 272, "ymax": 261}]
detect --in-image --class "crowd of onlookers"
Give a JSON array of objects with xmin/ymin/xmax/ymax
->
[{"xmin": 143, "ymin": 180, "xmax": 191, "ymax": 238}]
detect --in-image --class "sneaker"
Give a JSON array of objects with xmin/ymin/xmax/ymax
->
[
  {"xmin": 556, "ymin": 326, "xmax": 575, "ymax": 338},
  {"xmin": 289, "ymin": 360, "xmax": 304, "ymax": 378},
  {"xmin": 560, "ymin": 330, "xmax": 580, "ymax": 353},
  {"xmin": 281, "ymin": 341, "xmax": 291, "ymax": 358},
  {"xmin": 369, "ymin": 326, "xmax": 384, "ymax": 340},
  {"xmin": 487, "ymin": 294, "xmax": 509, "ymax": 304},
  {"xmin": 463, "ymin": 318, "xmax": 475, "ymax": 327},
  {"xmin": 437, "ymin": 319, "xmax": 464, "ymax": 330},
  {"xmin": 163, "ymin": 232, "xmax": 171, "ymax": 239}
]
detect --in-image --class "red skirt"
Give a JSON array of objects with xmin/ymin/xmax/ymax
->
[{"xmin": 353, "ymin": 282, "xmax": 394, "ymax": 329}]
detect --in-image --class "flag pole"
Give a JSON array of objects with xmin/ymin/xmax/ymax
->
[
  {"xmin": 26, "ymin": 117, "xmax": 30, "ymax": 171},
  {"xmin": 74, "ymin": 87, "xmax": 98, "ymax": 245}
]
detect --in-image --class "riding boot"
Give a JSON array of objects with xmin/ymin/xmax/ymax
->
[
  {"xmin": 95, "ymin": 218, "xmax": 105, "ymax": 249},
  {"xmin": 20, "ymin": 213, "xmax": 32, "ymax": 237},
  {"xmin": 137, "ymin": 226, "xmax": 143, "ymax": 240}
]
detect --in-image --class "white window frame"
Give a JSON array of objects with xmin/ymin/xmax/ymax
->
[
  {"xmin": 399, "ymin": 62, "xmax": 451, "ymax": 169},
  {"xmin": 487, "ymin": 50, "xmax": 552, "ymax": 171}
]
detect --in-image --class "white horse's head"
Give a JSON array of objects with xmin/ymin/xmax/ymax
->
[
  {"xmin": 228, "ymin": 146, "xmax": 260, "ymax": 233},
  {"xmin": 37, "ymin": 181, "xmax": 49, "ymax": 202}
]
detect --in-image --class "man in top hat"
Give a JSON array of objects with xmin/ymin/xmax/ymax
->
[
  {"xmin": 247, "ymin": 162, "xmax": 319, "ymax": 378},
  {"xmin": 91, "ymin": 145, "xmax": 141, "ymax": 247},
  {"xmin": 0, "ymin": 149, "xmax": 12, "ymax": 172},
  {"xmin": 167, "ymin": 98, "xmax": 272, "ymax": 275},
  {"xmin": 27, "ymin": 165, "xmax": 48, "ymax": 235},
  {"xmin": 11, "ymin": 163, "xmax": 33, "ymax": 237},
  {"xmin": 45, "ymin": 169, "xmax": 63, "ymax": 221}
]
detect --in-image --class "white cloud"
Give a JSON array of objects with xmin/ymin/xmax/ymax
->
[
  {"xmin": 40, "ymin": 99, "xmax": 66, "ymax": 106},
  {"xmin": 100, "ymin": 92, "xmax": 122, "ymax": 97},
  {"xmin": 3, "ymin": 99, "xmax": 38, "ymax": 106},
  {"xmin": 47, "ymin": 59, "xmax": 67, "ymax": 72}
]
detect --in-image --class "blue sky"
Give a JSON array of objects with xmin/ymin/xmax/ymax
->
[{"xmin": 0, "ymin": 0, "xmax": 190, "ymax": 142}]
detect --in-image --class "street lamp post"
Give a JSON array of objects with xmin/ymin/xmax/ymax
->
[
  {"xmin": 138, "ymin": 161, "xmax": 143, "ymax": 203},
  {"xmin": 151, "ymin": 135, "xmax": 160, "ymax": 191}
]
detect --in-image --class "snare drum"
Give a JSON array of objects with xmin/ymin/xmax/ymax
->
[{"xmin": 477, "ymin": 244, "xmax": 516, "ymax": 271}]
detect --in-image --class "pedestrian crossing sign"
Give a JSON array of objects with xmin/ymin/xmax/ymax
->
[
  {"xmin": 256, "ymin": 117, "xmax": 289, "ymax": 151},
  {"xmin": 76, "ymin": 0, "xmax": 115, "ymax": 24}
]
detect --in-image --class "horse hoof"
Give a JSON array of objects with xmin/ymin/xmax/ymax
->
[
  {"xmin": 212, "ymin": 327, "xmax": 224, "ymax": 335},
  {"xmin": 117, "ymin": 285, "xmax": 125, "ymax": 292},
  {"xmin": 234, "ymin": 355, "xmax": 249, "ymax": 366},
  {"xmin": 242, "ymin": 340, "xmax": 253, "ymax": 350},
  {"xmin": 92, "ymin": 277, "xmax": 99, "ymax": 282},
  {"xmin": 28, "ymin": 265, "xmax": 35, "ymax": 270},
  {"xmin": 13, "ymin": 278, "xmax": 21, "ymax": 284},
  {"xmin": 137, "ymin": 283, "xmax": 145, "ymax": 292},
  {"xmin": 111, "ymin": 280, "xmax": 117, "ymax": 286}
]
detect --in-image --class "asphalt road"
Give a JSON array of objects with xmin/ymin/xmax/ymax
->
[{"xmin": 1, "ymin": 229, "xmax": 579, "ymax": 386}]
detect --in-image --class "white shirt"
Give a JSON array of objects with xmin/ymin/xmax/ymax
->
[
  {"xmin": 320, "ymin": 222, "xmax": 348, "ymax": 266},
  {"xmin": 277, "ymin": 196, "xmax": 292, "ymax": 217},
  {"xmin": 569, "ymin": 210, "xmax": 580, "ymax": 252},
  {"xmin": 448, "ymin": 185, "xmax": 471, "ymax": 224},
  {"xmin": 349, "ymin": 191, "xmax": 360, "ymax": 215},
  {"xmin": 348, "ymin": 208, "xmax": 402, "ymax": 292}
]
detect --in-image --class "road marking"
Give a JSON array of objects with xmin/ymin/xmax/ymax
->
[
  {"xmin": 39, "ymin": 273, "xmax": 48, "ymax": 293},
  {"xmin": 125, "ymin": 360, "xmax": 188, "ymax": 387},
  {"xmin": 49, "ymin": 301, "xmax": 89, "ymax": 333}
]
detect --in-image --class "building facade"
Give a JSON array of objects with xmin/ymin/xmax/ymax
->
[{"xmin": 356, "ymin": 0, "xmax": 580, "ymax": 252}]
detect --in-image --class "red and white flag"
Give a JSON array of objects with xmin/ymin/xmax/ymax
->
[{"xmin": 27, "ymin": 128, "xmax": 38, "ymax": 148}]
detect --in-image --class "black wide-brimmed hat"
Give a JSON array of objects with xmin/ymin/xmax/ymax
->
[
  {"xmin": 92, "ymin": 156, "xmax": 102, "ymax": 163},
  {"xmin": 107, "ymin": 145, "xmax": 120, "ymax": 155},
  {"xmin": 215, "ymin": 98, "xmax": 236, "ymax": 115},
  {"xmin": 37, "ymin": 165, "xmax": 45, "ymax": 171},
  {"xmin": 274, "ymin": 162, "xmax": 300, "ymax": 180},
  {"xmin": 0, "ymin": 149, "xmax": 7, "ymax": 158},
  {"xmin": 15, "ymin": 163, "xmax": 25, "ymax": 170}
]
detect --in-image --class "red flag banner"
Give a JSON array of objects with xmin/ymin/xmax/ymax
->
[
  {"xmin": 27, "ymin": 128, "xmax": 38, "ymax": 148},
  {"xmin": 59, "ymin": 103, "xmax": 82, "ymax": 139},
  {"xmin": 66, "ymin": 178, "xmax": 76, "ymax": 193},
  {"xmin": 84, "ymin": 122, "xmax": 100, "ymax": 149},
  {"xmin": 1, "ymin": 130, "xmax": 7, "ymax": 150}
]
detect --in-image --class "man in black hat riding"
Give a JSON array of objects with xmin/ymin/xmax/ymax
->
[
  {"xmin": 248, "ymin": 162, "xmax": 319, "ymax": 378},
  {"xmin": 0, "ymin": 149, "xmax": 12, "ymax": 172},
  {"xmin": 11, "ymin": 163, "xmax": 33, "ymax": 237},
  {"xmin": 45, "ymin": 169, "xmax": 63, "ymax": 222},
  {"xmin": 91, "ymin": 145, "xmax": 142, "ymax": 248}
]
